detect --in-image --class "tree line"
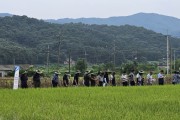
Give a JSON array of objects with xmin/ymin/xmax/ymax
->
[{"xmin": 0, "ymin": 15, "xmax": 180, "ymax": 65}]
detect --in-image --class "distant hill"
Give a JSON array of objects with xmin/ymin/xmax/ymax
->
[
  {"xmin": 46, "ymin": 13, "xmax": 180, "ymax": 37},
  {"xmin": 0, "ymin": 13, "xmax": 13, "ymax": 17},
  {"xmin": 0, "ymin": 15, "xmax": 180, "ymax": 65}
]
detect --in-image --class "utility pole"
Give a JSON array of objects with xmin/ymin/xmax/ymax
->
[
  {"xmin": 57, "ymin": 33, "xmax": 63, "ymax": 65},
  {"xmin": 167, "ymin": 33, "xmax": 169, "ymax": 75},
  {"xmin": 84, "ymin": 49, "xmax": 88, "ymax": 62},
  {"xmin": 58, "ymin": 41, "xmax": 60, "ymax": 65},
  {"xmin": 68, "ymin": 50, "xmax": 71, "ymax": 74},
  {"xmin": 170, "ymin": 45, "xmax": 172, "ymax": 75},
  {"xmin": 174, "ymin": 49, "xmax": 176, "ymax": 70},
  {"xmin": 113, "ymin": 39, "xmax": 116, "ymax": 68},
  {"xmin": 47, "ymin": 45, "xmax": 50, "ymax": 74}
]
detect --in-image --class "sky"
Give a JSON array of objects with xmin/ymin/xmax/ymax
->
[{"xmin": 0, "ymin": 0, "xmax": 180, "ymax": 19}]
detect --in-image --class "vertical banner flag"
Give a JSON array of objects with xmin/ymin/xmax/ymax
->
[{"xmin": 13, "ymin": 66, "xmax": 20, "ymax": 90}]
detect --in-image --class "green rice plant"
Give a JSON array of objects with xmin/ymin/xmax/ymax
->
[{"xmin": 0, "ymin": 85, "xmax": 180, "ymax": 120}]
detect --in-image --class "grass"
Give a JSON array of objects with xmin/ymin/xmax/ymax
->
[{"xmin": 0, "ymin": 85, "xmax": 180, "ymax": 120}]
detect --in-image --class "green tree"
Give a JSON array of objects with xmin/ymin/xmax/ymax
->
[
  {"xmin": 75, "ymin": 59, "xmax": 87, "ymax": 73},
  {"xmin": 120, "ymin": 61, "xmax": 138, "ymax": 73},
  {"xmin": 175, "ymin": 59, "xmax": 180, "ymax": 70}
]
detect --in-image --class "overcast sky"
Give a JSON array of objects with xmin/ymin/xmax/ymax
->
[{"xmin": 0, "ymin": 0, "xmax": 179, "ymax": 19}]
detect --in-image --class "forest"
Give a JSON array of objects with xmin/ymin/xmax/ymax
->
[{"xmin": 0, "ymin": 15, "xmax": 180, "ymax": 65}]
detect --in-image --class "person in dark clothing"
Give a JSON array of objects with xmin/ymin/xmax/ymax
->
[
  {"xmin": 112, "ymin": 72, "xmax": 116, "ymax": 86},
  {"xmin": 90, "ymin": 73, "xmax": 96, "ymax": 86},
  {"xmin": 33, "ymin": 70, "xmax": 42, "ymax": 88},
  {"xmin": 104, "ymin": 71, "xmax": 109, "ymax": 84},
  {"xmin": 129, "ymin": 70, "xmax": 135, "ymax": 86},
  {"xmin": 63, "ymin": 72, "xmax": 69, "ymax": 87},
  {"xmin": 84, "ymin": 71, "xmax": 90, "ymax": 87},
  {"xmin": 20, "ymin": 71, "xmax": 28, "ymax": 88},
  {"xmin": 73, "ymin": 70, "xmax": 81, "ymax": 86},
  {"xmin": 52, "ymin": 72, "xmax": 60, "ymax": 87},
  {"xmin": 158, "ymin": 70, "xmax": 165, "ymax": 85}
]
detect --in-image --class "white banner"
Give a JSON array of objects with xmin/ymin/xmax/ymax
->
[{"xmin": 13, "ymin": 66, "xmax": 20, "ymax": 90}]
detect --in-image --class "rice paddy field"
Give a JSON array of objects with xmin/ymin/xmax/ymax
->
[{"xmin": 0, "ymin": 85, "xmax": 180, "ymax": 120}]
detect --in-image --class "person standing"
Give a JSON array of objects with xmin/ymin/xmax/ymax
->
[
  {"xmin": 109, "ymin": 72, "xmax": 113, "ymax": 85},
  {"xmin": 104, "ymin": 71, "xmax": 109, "ymax": 84},
  {"xmin": 20, "ymin": 71, "xmax": 28, "ymax": 88},
  {"xmin": 97, "ymin": 71, "xmax": 103, "ymax": 86},
  {"xmin": 112, "ymin": 72, "xmax": 116, "ymax": 86},
  {"xmin": 84, "ymin": 70, "xmax": 90, "ymax": 87},
  {"xmin": 33, "ymin": 70, "xmax": 42, "ymax": 88},
  {"xmin": 73, "ymin": 70, "xmax": 81, "ymax": 86},
  {"xmin": 158, "ymin": 70, "xmax": 165, "ymax": 85},
  {"xmin": 121, "ymin": 71, "xmax": 128, "ymax": 86},
  {"xmin": 136, "ymin": 70, "xmax": 144, "ymax": 86},
  {"xmin": 90, "ymin": 73, "xmax": 96, "ymax": 86},
  {"xmin": 172, "ymin": 71, "xmax": 180, "ymax": 85},
  {"xmin": 129, "ymin": 70, "xmax": 135, "ymax": 86},
  {"xmin": 147, "ymin": 71, "xmax": 155, "ymax": 85},
  {"xmin": 52, "ymin": 72, "xmax": 60, "ymax": 87},
  {"xmin": 63, "ymin": 72, "xmax": 69, "ymax": 87},
  {"xmin": 176, "ymin": 71, "xmax": 180, "ymax": 84}
]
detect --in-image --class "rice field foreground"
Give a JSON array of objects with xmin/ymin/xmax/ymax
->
[{"xmin": 0, "ymin": 86, "xmax": 180, "ymax": 120}]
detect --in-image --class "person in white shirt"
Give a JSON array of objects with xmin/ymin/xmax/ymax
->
[
  {"xmin": 157, "ymin": 70, "xmax": 165, "ymax": 85},
  {"xmin": 136, "ymin": 70, "xmax": 144, "ymax": 86},
  {"xmin": 97, "ymin": 71, "xmax": 104, "ymax": 86},
  {"xmin": 121, "ymin": 71, "xmax": 128, "ymax": 86},
  {"xmin": 147, "ymin": 71, "xmax": 155, "ymax": 85}
]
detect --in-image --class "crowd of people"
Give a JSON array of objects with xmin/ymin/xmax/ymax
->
[{"xmin": 20, "ymin": 69, "xmax": 180, "ymax": 89}]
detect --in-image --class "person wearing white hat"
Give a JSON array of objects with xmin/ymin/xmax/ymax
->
[
  {"xmin": 136, "ymin": 70, "xmax": 144, "ymax": 86},
  {"xmin": 52, "ymin": 72, "xmax": 60, "ymax": 87}
]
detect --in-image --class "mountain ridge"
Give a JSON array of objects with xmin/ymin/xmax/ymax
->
[
  {"xmin": 0, "ymin": 13, "xmax": 13, "ymax": 17},
  {"xmin": 0, "ymin": 15, "xmax": 180, "ymax": 65},
  {"xmin": 46, "ymin": 13, "xmax": 180, "ymax": 37}
]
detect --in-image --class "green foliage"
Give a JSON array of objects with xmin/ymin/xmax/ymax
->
[
  {"xmin": 103, "ymin": 62, "xmax": 115, "ymax": 71},
  {"xmin": 120, "ymin": 61, "xmax": 158, "ymax": 74},
  {"xmin": 0, "ymin": 86, "xmax": 180, "ymax": 119},
  {"xmin": 120, "ymin": 61, "xmax": 138, "ymax": 73},
  {"xmin": 175, "ymin": 59, "xmax": 180, "ymax": 70},
  {"xmin": 138, "ymin": 63, "xmax": 157, "ymax": 71},
  {"xmin": 75, "ymin": 58, "xmax": 87, "ymax": 73},
  {"xmin": 0, "ymin": 15, "xmax": 180, "ymax": 65}
]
